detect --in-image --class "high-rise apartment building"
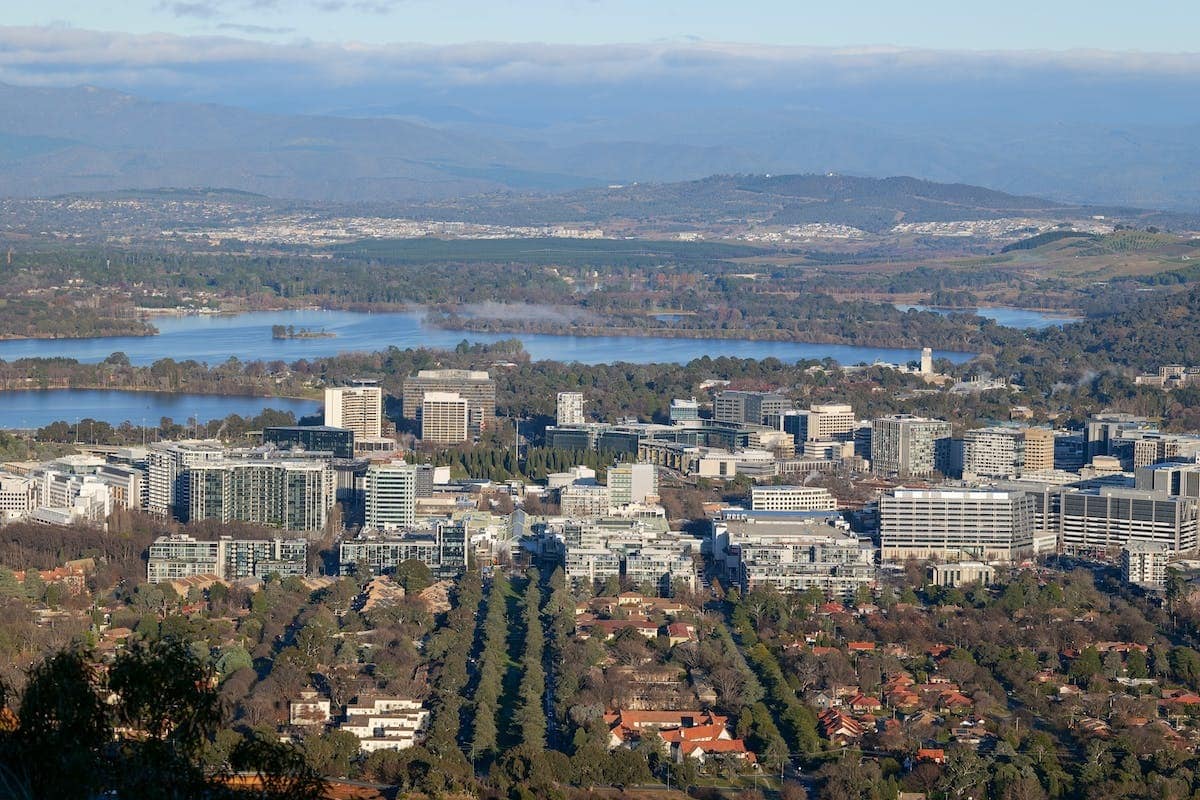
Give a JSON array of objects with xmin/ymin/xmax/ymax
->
[
  {"xmin": 147, "ymin": 440, "xmax": 224, "ymax": 520},
  {"xmin": 364, "ymin": 461, "xmax": 419, "ymax": 530},
  {"xmin": 324, "ymin": 381, "xmax": 384, "ymax": 439},
  {"xmin": 557, "ymin": 392, "xmax": 585, "ymax": 426},
  {"xmin": 962, "ymin": 426, "xmax": 1057, "ymax": 478},
  {"xmin": 420, "ymin": 392, "xmax": 469, "ymax": 444},
  {"xmin": 402, "ymin": 369, "xmax": 496, "ymax": 435},
  {"xmin": 870, "ymin": 415, "xmax": 953, "ymax": 478},
  {"xmin": 880, "ymin": 488, "xmax": 1036, "ymax": 563},
  {"xmin": 188, "ymin": 457, "xmax": 336, "ymax": 532}
]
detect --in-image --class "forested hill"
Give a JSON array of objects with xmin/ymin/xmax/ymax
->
[
  {"xmin": 1036, "ymin": 285, "xmax": 1200, "ymax": 370},
  {"xmin": 392, "ymin": 173, "xmax": 1186, "ymax": 232}
]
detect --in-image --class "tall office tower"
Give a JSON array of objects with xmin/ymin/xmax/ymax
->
[
  {"xmin": 880, "ymin": 488, "xmax": 1036, "ymax": 563},
  {"xmin": 870, "ymin": 415, "xmax": 953, "ymax": 478},
  {"xmin": 713, "ymin": 390, "xmax": 792, "ymax": 425},
  {"xmin": 364, "ymin": 461, "xmax": 419, "ymax": 530},
  {"xmin": 402, "ymin": 369, "xmax": 496, "ymax": 435},
  {"xmin": 1084, "ymin": 412, "xmax": 1153, "ymax": 461},
  {"xmin": 608, "ymin": 463, "xmax": 659, "ymax": 508},
  {"xmin": 146, "ymin": 440, "xmax": 224, "ymax": 520},
  {"xmin": 421, "ymin": 392, "xmax": 469, "ymax": 444},
  {"xmin": 557, "ymin": 392, "xmax": 585, "ymax": 426},
  {"xmin": 780, "ymin": 404, "xmax": 856, "ymax": 443},
  {"xmin": 188, "ymin": 458, "xmax": 336, "ymax": 532},
  {"xmin": 324, "ymin": 381, "xmax": 384, "ymax": 439},
  {"xmin": 1023, "ymin": 428, "xmax": 1055, "ymax": 472}
]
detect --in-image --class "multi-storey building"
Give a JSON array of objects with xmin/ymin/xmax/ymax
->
[
  {"xmin": 187, "ymin": 457, "xmax": 335, "ymax": 532},
  {"xmin": 880, "ymin": 488, "xmax": 1037, "ymax": 563},
  {"xmin": 608, "ymin": 463, "xmax": 658, "ymax": 509},
  {"xmin": 776, "ymin": 404, "xmax": 855, "ymax": 444},
  {"xmin": 962, "ymin": 427, "xmax": 1028, "ymax": 478},
  {"xmin": 870, "ymin": 415, "xmax": 953, "ymax": 478},
  {"xmin": 0, "ymin": 473, "xmax": 37, "ymax": 522},
  {"xmin": 709, "ymin": 512, "xmax": 874, "ymax": 597},
  {"xmin": 1031, "ymin": 486, "xmax": 1200, "ymax": 556},
  {"xmin": 264, "ymin": 425, "xmax": 355, "ymax": 459},
  {"xmin": 1137, "ymin": 461, "xmax": 1200, "ymax": 498},
  {"xmin": 402, "ymin": 369, "xmax": 496, "ymax": 435},
  {"xmin": 420, "ymin": 392, "xmax": 469, "ymax": 444},
  {"xmin": 624, "ymin": 543, "xmax": 698, "ymax": 594},
  {"xmin": 1121, "ymin": 540, "xmax": 1171, "ymax": 589},
  {"xmin": 713, "ymin": 390, "xmax": 791, "ymax": 426},
  {"xmin": 669, "ymin": 398, "xmax": 700, "ymax": 423},
  {"xmin": 324, "ymin": 382, "xmax": 384, "ymax": 440},
  {"xmin": 338, "ymin": 697, "xmax": 430, "ymax": 753},
  {"xmin": 364, "ymin": 461, "xmax": 419, "ymax": 530},
  {"xmin": 146, "ymin": 440, "xmax": 224, "ymax": 520},
  {"xmin": 147, "ymin": 534, "xmax": 307, "ymax": 583},
  {"xmin": 339, "ymin": 522, "xmax": 467, "ymax": 578},
  {"xmin": 750, "ymin": 485, "xmax": 837, "ymax": 512},
  {"xmin": 560, "ymin": 483, "xmax": 611, "ymax": 518},
  {"xmin": 557, "ymin": 391, "xmax": 585, "ymax": 426}
]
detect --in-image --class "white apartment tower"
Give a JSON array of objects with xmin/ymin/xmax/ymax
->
[
  {"xmin": 365, "ymin": 461, "xmax": 419, "ymax": 530},
  {"xmin": 325, "ymin": 381, "xmax": 384, "ymax": 439}
]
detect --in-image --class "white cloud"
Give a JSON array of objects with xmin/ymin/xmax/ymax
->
[{"xmin": 0, "ymin": 25, "xmax": 1198, "ymax": 93}]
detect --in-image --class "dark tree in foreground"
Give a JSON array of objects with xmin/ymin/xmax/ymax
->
[{"xmin": 0, "ymin": 638, "xmax": 325, "ymax": 800}]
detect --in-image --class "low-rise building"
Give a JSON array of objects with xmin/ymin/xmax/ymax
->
[{"xmin": 337, "ymin": 697, "xmax": 429, "ymax": 753}]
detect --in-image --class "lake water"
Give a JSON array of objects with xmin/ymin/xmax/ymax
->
[
  {"xmin": 0, "ymin": 310, "xmax": 977, "ymax": 367},
  {"xmin": 893, "ymin": 304, "xmax": 1079, "ymax": 329},
  {"xmin": 0, "ymin": 389, "xmax": 319, "ymax": 429},
  {"xmin": 0, "ymin": 310, "xmax": 978, "ymax": 427}
]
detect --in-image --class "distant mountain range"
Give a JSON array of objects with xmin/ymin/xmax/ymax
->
[{"xmin": 0, "ymin": 81, "xmax": 1197, "ymax": 222}]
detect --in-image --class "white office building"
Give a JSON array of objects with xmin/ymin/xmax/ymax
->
[
  {"xmin": 880, "ymin": 487, "xmax": 1037, "ymax": 563},
  {"xmin": 750, "ymin": 485, "xmax": 837, "ymax": 512}
]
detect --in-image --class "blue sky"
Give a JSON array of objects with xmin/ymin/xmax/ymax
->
[{"xmin": 4, "ymin": 0, "xmax": 1197, "ymax": 50}]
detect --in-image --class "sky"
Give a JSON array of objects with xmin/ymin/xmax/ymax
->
[{"xmin": 3, "ymin": 0, "xmax": 1198, "ymax": 51}]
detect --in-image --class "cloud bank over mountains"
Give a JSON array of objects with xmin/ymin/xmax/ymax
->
[{"xmin": 0, "ymin": 24, "xmax": 1198, "ymax": 209}]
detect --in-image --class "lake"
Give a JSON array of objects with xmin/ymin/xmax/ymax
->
[
  {"xmin": 893, "ymin": 304, "xmax": 1079, "ymax": 329},
  {"xmin": 0, "ymin": 310, "xmax": 979, "ymax": 427},
  {"xmin": 0, "ymin": 309, "xmax": 977, "ymax": 367},
  {"xmin": 0, "ymin": 389, "xmax": 319, "ymax": 429}
]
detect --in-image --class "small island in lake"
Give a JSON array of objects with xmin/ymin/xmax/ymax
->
[{"xmin": 271, "ymin": 324, "xmax": 336, "ymax": 340}]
